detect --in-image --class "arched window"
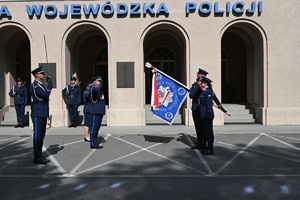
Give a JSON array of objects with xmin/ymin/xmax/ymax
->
[{"xmin": 149, "ymin": 46, "xmax": 175, "ymax": 78}]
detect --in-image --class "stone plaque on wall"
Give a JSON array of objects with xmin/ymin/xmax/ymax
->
[
  {"xmin": 39, "ymin": 63, "xmax": 56, "ymax": 88},
  {"xmin": 117, "ymin": 62, "xmax": 134, "ymax": 88}
]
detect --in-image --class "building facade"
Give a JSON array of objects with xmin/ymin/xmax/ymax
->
[{"xmin": 0, "ymin": 0, "xmax": 299, "ymax": 126}]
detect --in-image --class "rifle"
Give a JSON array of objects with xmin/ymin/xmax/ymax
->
[
  {"xmin": 13, "ymin": 81, "xmax": 26, "ymax": 99},
  {"xmin": 66, "ymin": 81, "xmax": 81, "ymax": 99},
  {"xmin": 213, "ymin": 103, "xmax": 230, "ymax": 116}
]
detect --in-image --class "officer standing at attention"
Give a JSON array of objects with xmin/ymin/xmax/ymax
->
[
  {"xmin": 189, "ymin": 68, "xmax": 209, "ymax": 149},
  {"xmin": 199, "ymin": 76, "xmax": 216, "ymax": 155},
  {"xmin": 62, "ymin": 76, "xmax": 82, "ymax": 128},
  {"xmin": 30, "ymin": 66, "xmax": 53, "ymax": 164},
  {"xmin": 189, "ymin": 68, "xmax": 223, "ymax": 149},
  {"xmin": 8, "ymin": 77, "xmax": 28, "ymax": 128},
  {"xmin": 83, "ymin": 82, "xmax": 92, "ymax": 142},
  {"xmin": 89, "ymin": 75, "xmax": 105, "ymax": 149}
]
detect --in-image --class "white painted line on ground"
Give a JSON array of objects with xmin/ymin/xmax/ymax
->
[
  {"xmin": 0, "ymin": 139, "xmax": 85, "ymax": 161},
  {"xmin": 263, "ymin": 133, "xmax": 300, "ymax": 150},
  {"xmin": 0, "ymin": 138, "xmax": 15, "ymax": 142},
  {"xmin": 217, "ymin": 141, "xmax": 300, "ymax": 163},
  {"xmin": 43, "ymin": 146, "xmax": 68, "ymax": 176},
  {"xmin": 183, "ymin": 133, "xmax": 214, "ymax": 175},
  {"xmin": 1, "ymin": 174, "xmax": 300, "ymax": 178},
  {"xmin": 0, "ymin": 137, "xmax": 31, "ymax": 150},
  {"xmin": 70, "ymin": 134, "xmax": 111, "ymax": 174},
  {"xmin": 75, "ymin": 149, "xmax": 145, "ymax": 175},
  {"xmin": 112, "ymin": 136, "xmax": 206, "ymax": 175},
  {"xmin": 218, "ymin": 141, "xmax": 300, "ymax": 163},
  {"xmin": 273, "ymin": 135, "xmax": 300, "ymax": 141},
  {"xmin": 76, "ymin": 136, "xmax": 197, "ymax": 175},
  {"xmin": 215, "ymin": 133, "xmax": 263, "ymax": 175},
  {"xmin": 144, "ymin": 148, "xmax": 206, "ymax": 175}
]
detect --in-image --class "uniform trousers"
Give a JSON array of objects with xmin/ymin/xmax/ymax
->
[
  {"xmin": 15, "ymin": 104, "xmax": 25, "ymax": 121},
  {"xmin": 201, "ymin": 118, "xmax": 214, "ymax": 144},
  {"xmin": 32, "ymin": 117, "xmax": 47, "ymax": 153},
  {"xmin": 67, "ymin": 104, "xmax": 78, "ymax": 121},
  {"xmin": 192, "ymin": 107, "xmax": 203, "ymax": 141},
  {"xmin": 90, "ymin": 114, "xmax": 103, "ymax": 147}
]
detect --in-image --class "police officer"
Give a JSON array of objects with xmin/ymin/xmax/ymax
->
[
  {"xmin": 30, "ymin": 66, "xmax": 53, "ymax": 164},
  {"xmin": 89, "ymin": 75, "xmax": 105, "ymax": 149},
  {"xmin": 83, "ymin": 82, "xmax": 92, "ymax": 142},
  {"xmin": 189, "ymin": 68, "xmax": 223, "ymax": 149},
  {"xmin": 189, "ymin": 68, "xmax": 209, "ymax": 149},
  {"xmin": 199, "ymin": 76, "xmax": 216, "ymax": 155},
  {"xmin": 8, "ymin": 77, "xmax": 28, "ymax": 128},
  {"xmin": 62, "ymin": 76, "xmax": 82, "ymax": 128}
]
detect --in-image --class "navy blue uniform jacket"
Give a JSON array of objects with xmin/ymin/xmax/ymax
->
[
  {"xmin": 189, "ymin": 81, "xmax": 202, "ymax": 110},
  {"xmin": 90, "ymin": 83, "xmax": 105, "ymax": 115},
  {"xmin": 30, "ymin": 80, "xmax": 53, "ymax": 118},
  {"xmin": 83, "ymin": 89, "xmax": 91, "ymax": 113},
  {"xmin": 62, "ymin": 85, "xmax": 82, "ymax": 105},
  {"xmin": 9, "ymin": 85, "xmax": 28, "ymax": 105},
  {"xmin": 199, "ymin": 87, "xmax": 216, "ymax": 119}
]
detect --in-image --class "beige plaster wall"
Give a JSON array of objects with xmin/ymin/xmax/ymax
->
[{"xmin": 1, "ymin": 0, "xmax": 300, "ymax": 126}]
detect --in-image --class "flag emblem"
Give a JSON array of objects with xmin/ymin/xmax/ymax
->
[{"xmin": 150, "ymin": 70, "xmax": 188, "ymax": 124}]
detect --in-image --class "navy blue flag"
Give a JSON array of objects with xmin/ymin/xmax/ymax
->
[{"xmin": 151, "ymin": 69, "xmax": 189, "ymax": 124}]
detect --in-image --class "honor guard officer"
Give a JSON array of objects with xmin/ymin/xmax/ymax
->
[
  {"xmin": 30, "ymin": 66, "xmax": 53, "ymax": 164},
  {"xmin": 62, "ymin": 76, "xmax": 82, "ymax": 127},
  {"xmin": 8, "ymin": 77, "xmax": 28, "ymax": 128},
  {"xmin": 189, "ymin": 68, "xmax": 223, "ymax": 149},
  {"xmin": 89, "ymin": 75, "xmax": 105, "ymax": 149},
  {"xmin": 189, "ymin": 68, "xmax": 209, "ymax": 149},
  {"xmin": 198, "ymin": 76, "xmax": 216, "ymax": 155}
]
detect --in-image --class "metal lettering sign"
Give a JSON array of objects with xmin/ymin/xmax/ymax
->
[
  {"xmin": 117, "ymin": 62, "xmax": 134, "ymax": 88},
  {"xmin": 39, "ymin": 63, "xmax": 57, "ymax": 88}
]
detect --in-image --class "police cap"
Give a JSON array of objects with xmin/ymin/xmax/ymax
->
[
  {"xmin": 70, "ymin": 76, "xmax": 77, "ymax": 81},
  {"xmin": 17, "ymin": 77, "xmax": 23, "ymax": 82},
  {"xmin": 91, "ymin": 75, "xmax": 103, "ymax": 82},
  {"xmin": 31, "ymin": 66, "xmax": 44, "ymax": 75},
  {"xmin": 201, "ymin": 76, "xmax": 212, "ymax": 84},
  {"xmin": 197, "ymin": 68, "xmax": 209, "ymax": 75}
]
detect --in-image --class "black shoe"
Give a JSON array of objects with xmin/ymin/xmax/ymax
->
[
  {"xmin": 193, "ymin": 139, "xmax": 198, "ymax": 144},
  {"xmin": 90, "ymin": 145, "xmax": 103, "ymax": 149},
  {"xmin": 42, "ymin": 157, "xmax": 50, "ymax": 163},
  {"xmin": 84, "ymin": 138, "xmax": 90, "ymax": 142},
  {"xmin": 200, "ymin": 148, "xmax": 207, "ymax": 153},
  {"xmin": 201, "ymin": 149, "xmax": 214, "ymax": 155},
  {"xmin": 191, "ymin": 145, "xmax": 201, "ymax": 149},
  {"xmin": 68, "ymin": 123, "xmax": 74, "ymax": 128},
  {"xmin": 20, "ymin": 122, "xmax": 24, "ymax": 128},
  {"xmin": 191, "ymin": 145, "xmax": 206, "ymax": 149},
  {"xmin": 33, "ymin": 157, "xmax": 48, "ymax": 164},
  {"xmin": 14, "ymin": 124, "xmax": 21, "ymax": 128}
]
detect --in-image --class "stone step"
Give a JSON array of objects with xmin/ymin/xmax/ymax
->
[{"xmin": 223, "ymin": 103, "xmax": 255, "ymax": 124}]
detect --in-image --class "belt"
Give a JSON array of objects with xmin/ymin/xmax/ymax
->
[
  {"xmin": 32, "ymin": 101, "xmax": 48, "ymax": 105},
  {"xmin": 70, "ymin": 95, "xmax": 78, "ymax": 98},
  {"xmin": 16, "ymin": 95, "xmax": 24, "ymax": 97}
]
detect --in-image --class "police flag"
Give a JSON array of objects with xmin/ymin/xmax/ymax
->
[{"xmin": 146, "ymin": 62, "xmax": 189, "ymax": 125}]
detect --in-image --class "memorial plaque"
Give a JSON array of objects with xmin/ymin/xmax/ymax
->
[
  {"xmin": 117, "ymin": 62, "xmax": 134, "ymax": 88},
  {"xmin": 39, "ymin": 63, "xmax": 57, "ymax": 88}
]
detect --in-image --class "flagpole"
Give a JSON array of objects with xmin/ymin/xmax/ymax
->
[{"xmin": 145, "ymin": 62, "xmax": 190, "ymax": 91}]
